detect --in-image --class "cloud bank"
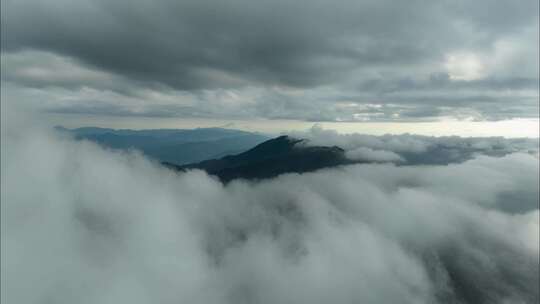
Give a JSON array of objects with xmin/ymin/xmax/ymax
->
[
  {"xmin": 2, "ymin": 109, "xmax": 538, "ymax": 303},
  {"xmin": 293, "ymin": 125, "xmax": 539, "ymax": 166}
]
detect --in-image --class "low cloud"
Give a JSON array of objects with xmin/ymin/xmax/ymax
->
[
  {"xmin": 292, "ymin": 125, "xmax": 539, "ymax": 165},
  {"xmin": 1, "ymin": 110, "xmax": 539, "ymax": 303},
  {"xmin": 345, "ymin": 147, "xmax": 404, "ymax": 163}
]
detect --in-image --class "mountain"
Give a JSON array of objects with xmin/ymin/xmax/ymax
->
[
  {"xmin": 57, "ymin": 127, "xmax": 269, "ymax": 165},
  {"xmin": 166, "ymin": 135, "xmax": 356, "ymax": 182}
]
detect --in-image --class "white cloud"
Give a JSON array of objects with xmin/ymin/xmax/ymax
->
[
  {"xmin": 345, "ymin": 147, "xmax": 404, "ymax": 162},
  {"xmin": 1, "ymin": 108, "xmax": 538, "ymax": 304},
  {"xmin": 445, "ymin": 52, "xmax": 485, "ymax": 81}
]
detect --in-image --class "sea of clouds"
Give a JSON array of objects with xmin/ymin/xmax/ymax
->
[
  {"xmin": 1, "ymin": 109, "xmax": 539, "ymax": 304},
  {"xmin": 292, "ymin": 125, "xmax": 539, "ymax": 166}
]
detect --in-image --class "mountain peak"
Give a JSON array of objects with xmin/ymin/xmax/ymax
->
[{"xmin": 168, "ymin": 135, "xmax": 353, "ymax": 182}]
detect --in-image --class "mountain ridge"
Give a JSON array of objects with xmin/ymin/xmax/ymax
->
[
  {"xmin": 166, "ymin": 135, "xmax": 355, "ymax": 182},
  {"xmin": 57, "ymin": 126, "xmax": 269, "ymax": 165}
]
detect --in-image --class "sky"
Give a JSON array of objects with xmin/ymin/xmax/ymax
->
[
  {"xmin": 1, "ymin": 2, "xmax": 539, "ymax": 302},
  {"xmin": 1, "ymin": 0, "xmax": 539, "ymax": 136}
]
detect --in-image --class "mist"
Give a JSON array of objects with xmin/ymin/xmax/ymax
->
[
  {"xmin": 1, "ymin": 112, "xmax": 538, "ymax": 304},
  {"xmin": 293, "ymin": 125, "xmax": 539, "ymax": 166}
]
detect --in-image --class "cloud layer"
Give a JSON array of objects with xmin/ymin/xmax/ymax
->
[
  {"xmin": 294, "ymin": 125, "xmax": 539, "ymax": 165},
  {"xmin": 1, "ymin": 0, "xmax": 538, "ymax": 121},
  {"xmin": 2, "ymin": 110, "xmax": 538, "ymax": 303}
]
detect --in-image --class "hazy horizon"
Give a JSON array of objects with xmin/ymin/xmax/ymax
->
[{"xmin": 37, "ymin": 114, "xmax": 540, "ymax": 138}]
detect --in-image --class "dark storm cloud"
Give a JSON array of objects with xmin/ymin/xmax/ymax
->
[
  {"xmin": 1, "ymin": 0, "xmax": 538, "ymax": 120},
  {"xmin": 2, "ymin": 0, "xmax": 537, "ymax": 88},
  {"xmin": 45, "ymin": 103, "xmax": 196, "ymax": 118},
  {"xmin": 357, "ymin": 74, "xmax": 540, "ymax": 93}
]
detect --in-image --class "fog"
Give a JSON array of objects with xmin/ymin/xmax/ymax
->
[{"xmin": 1, "ymin": 112, "xmax": 538, "ymax": 303}]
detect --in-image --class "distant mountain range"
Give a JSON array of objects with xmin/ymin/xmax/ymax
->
[
  {"xmin": 57, "ymin": 126, "xmax": 270, "ymax": 165},
  {"xmin": 166, "ymin": 135, "xmax": 357, "ymax": 182},
  {"xmin": 58, "ymin": 126, "xmax": 357, "ymax": 182}
]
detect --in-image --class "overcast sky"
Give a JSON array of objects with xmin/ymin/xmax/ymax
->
[{"xmin": 1, "ymin": 0, "xmax": 539, "ymax": 133}]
